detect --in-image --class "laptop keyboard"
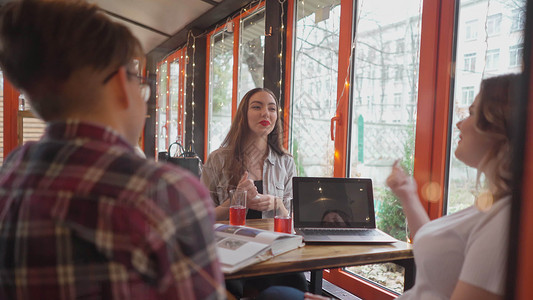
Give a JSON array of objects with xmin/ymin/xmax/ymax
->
[{"xmin": 301, "ymin": 229, "xmax": 380, "ymax": 237}]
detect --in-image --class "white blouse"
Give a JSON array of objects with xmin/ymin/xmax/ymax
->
[{"xmin": 398, "ymin": 196, "xmax": 511, "ymax": 299}]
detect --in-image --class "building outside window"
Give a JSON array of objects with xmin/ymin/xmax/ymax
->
[
  {"xmin": 463, "ymin": 53, "xmax": 476, "ymax": 72},
  {"xmin": 486, "ymin": 13, "xmax": 502, "ymax": 36},
  {"xmin": 465, "ymin": 19, "xmax": 478, "ymax": 40},
  {"xmin": 461, "ymin": 86, "xmax": 475, "ymax": 106},
  {"xmin": 509, "ymin": 44, "xmax": 523, "ymax": 67},
  {"xmin": 510, "ymin": 8, "xmax": 525, "ymax": 32},
  {"xmin": 485, "ymin": 49, "xmax": 500, "ymax": 70}
]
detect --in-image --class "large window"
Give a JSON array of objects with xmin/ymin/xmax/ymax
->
[
  {"xmin": 291, "ymin": 0, "xmax": 341, "ymax": 177},
  {"xmin": 446, "ymin": 0, "xmax": 525, "ymax": 214},
  {"xmin": 207, "ymin": 30, "xmax": 234, "ymax": 155},
  {"xmin": 344, "ymin": 0, "xmax": 422, "ymax": 292},
  {"xmin": 238, "ymin": 8, "xmax": 265, "ymax": 101},
  {"xmin": 156, "ymin": 49, "xmax": 186, "ymax": 157}
]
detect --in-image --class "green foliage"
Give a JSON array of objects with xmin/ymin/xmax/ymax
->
[
  {"xmin": 376, "ymin": 187, "xmax": 407, "ymax": 240},
  {"xmin": 375, "ymin": 125, "xmax": 415, "ymax": 241},
  {"xmin": 211, "ymin": 51, "xmax": 233, "ymax": 114}
]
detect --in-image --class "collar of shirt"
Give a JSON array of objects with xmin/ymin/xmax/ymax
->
[
  {"xmin": 265, "ymin": 146, "xmax": 276, "ymax": 166},
  {"xmin": 44, "ymin": 119, "xmax": 133, "ymax": 151}
]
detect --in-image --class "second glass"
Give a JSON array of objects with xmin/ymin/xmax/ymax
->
[
  {"xmin": 274, "ymin": 197, "xmax": 292, "ymax": 234},
  {"xmin": 229, "ymin": 189, "xmax": 247, "ymax": 226}
]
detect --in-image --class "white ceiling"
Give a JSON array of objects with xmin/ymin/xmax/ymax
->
[{"xmin": 89, "ymin": 0, "xmax": 224, "ymax": 53}]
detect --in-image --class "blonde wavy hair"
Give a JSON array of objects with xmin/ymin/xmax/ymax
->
[{"xmin": 475, "ymin": 73, "xmax": 520, "ymax": 199}]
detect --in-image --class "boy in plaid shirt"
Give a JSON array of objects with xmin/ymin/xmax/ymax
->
[{"xmin": 0, "ymin": 1, "xmax": 225, "ymax": 299}]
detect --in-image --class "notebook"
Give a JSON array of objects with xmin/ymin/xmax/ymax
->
[{"xmin": 293, "ymin": 177, "xmax": 397, "ymax": 243}]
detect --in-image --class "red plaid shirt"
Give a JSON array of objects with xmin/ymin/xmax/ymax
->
[{"xmin": 0, "ymin": 121, "xmax": 225, "ymax": 299}]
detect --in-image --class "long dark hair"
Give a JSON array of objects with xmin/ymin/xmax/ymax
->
[{"xmin": 220, "ymin": 87, "xmax": 289, "ymax": 187}]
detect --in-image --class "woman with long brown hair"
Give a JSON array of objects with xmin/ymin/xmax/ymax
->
[
  {"xmin": 202, "ymin": 87, "xmax": 295, "ymax": 221},
  {"xmin": 202, "ymin": 88, "xmax": 306, "ymax": 297}
]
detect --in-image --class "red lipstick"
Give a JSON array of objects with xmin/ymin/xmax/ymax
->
[{"xmin": 259, "ymin": 120, "xmax": 270, "ymax": 126}]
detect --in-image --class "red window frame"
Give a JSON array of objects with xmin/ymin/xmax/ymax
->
[
  {"xmin": 155, "ymin": 47, "xmax": 187, "ymax": 157},
  {"xmin": 3, "ymin": 79, "xmax": 19, "ymax": 159}
]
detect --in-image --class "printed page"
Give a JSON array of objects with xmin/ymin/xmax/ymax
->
[
  {"xmin": 214, "ymin": 223, "xmax": 294, "ymax": 245},
  {"xmin": 215, "ymin": 234, "xmax": 270, "ymax": 271}
]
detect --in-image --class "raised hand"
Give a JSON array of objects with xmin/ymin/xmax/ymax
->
[
  {"xmin": 386, "ymin": 160, "xmax": 418, "ymax": 205},
  {"xmin": 236, "ymin": 171, "xmax": 259, "ymax": 201}
]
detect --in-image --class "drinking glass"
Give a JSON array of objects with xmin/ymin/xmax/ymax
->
[
  {"xmin": 274, "ymin": 197, "xmax": 292, "ymax": 234},
  {"xmin": 229, "ymin": 189, "xmax": 247, "ymax": 226}
]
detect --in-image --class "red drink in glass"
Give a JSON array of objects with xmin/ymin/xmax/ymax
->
[
  {"xmin": 230, "ymin": 205, "xmax": 246, "ymax": 226},
  {"xmin": 274, "ymin": 216, "xmax": 292, "ymax": 233}
]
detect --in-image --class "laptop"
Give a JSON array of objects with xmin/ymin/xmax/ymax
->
[{"xmin": 293, "ymin": 177, "xmax": 397, "ymax": 243}]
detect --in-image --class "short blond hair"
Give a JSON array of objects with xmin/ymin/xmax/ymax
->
[{"xmin": 476, "ymin": 73, "xmax": 520, "ymax": 198}]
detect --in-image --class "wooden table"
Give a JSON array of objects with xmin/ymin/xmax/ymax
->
[{"xmin": 223, "ymin": 219, "xmax": 415, "ymax": 294}]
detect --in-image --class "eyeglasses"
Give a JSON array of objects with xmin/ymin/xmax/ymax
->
[
  {"xmin": 102, "ymin": 68, "xmax": 151, "ymax": 102},
  {"xmin": 127, "ymin": 71, "xmax": 151, "ymax": 103}
]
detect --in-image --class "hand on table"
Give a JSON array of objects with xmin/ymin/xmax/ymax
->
[{"xmin": 247, "ymin": 194, "xmax": 275, "ymax": 211}]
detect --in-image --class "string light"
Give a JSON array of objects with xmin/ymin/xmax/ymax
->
[{"xmin": 278, "ymin": 0, "xmax": 287, "ymax": 102}]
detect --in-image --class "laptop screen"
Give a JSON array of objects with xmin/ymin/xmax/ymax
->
[{"xmin": 293, "ymin": 177, "xmax": 376, "ymax": 228}]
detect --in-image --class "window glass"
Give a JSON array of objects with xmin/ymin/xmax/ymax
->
[
  {"xmin": 464, "ymin": 53, "xmax": 476, "ymax": 72},
  {"xmin": 487, "ymin": 13, "xmax": 502, "ymax": 36},
  {"xmin": 291, "ymin": 0, "xmax": 341, "ymax": 177},
  {"xmin": 238, "ymin": 8, "xmax": 265, "ymax": 101},
  {"xmin": 511, "ymin": 8, "xmax": 525, "ymax": 32},
  {"xmin": 485, "ymin": 49, "xmax": 500, "ymax": 70},
  {"xmin": 465, "ymin": 20, "xmax": 478, "ymax": 40},
  {"xmin": 349, "ymin": 0, "xmax": 422, "ymax": 241},
  {"xmin": 157, "ymin": 62, "xmax": 168, "ymax": 153},
  {"xmin": 509, "ymin": 45, "xmax": 523, "ymax": 67},
  {"xmin": 169, "ymin": 60, "xmax": 181, "ymax": 145},
  {"xmin": 346, "ymin": 0, "xmax": 423, "ymax": 293},
  {"xmin": 208, "ymin": 30, "xmax": 234, "ymax": 154},
  {"xmin": 447, "ymin": 0, "xmax": 525, "ymax": 214}
]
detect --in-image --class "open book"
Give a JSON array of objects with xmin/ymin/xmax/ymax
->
[{"xmin": 214, "ymin": 223, "xmax": 304, "ymax": 274}]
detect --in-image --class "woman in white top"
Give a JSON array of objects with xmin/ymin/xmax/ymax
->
[
  {"xmin": 201, "ymin": 87, "xmax": 295, "ymax": 221},
  {"xmin": 385, "ymin": 73, "xmax": 519, "ymax": 300},
  {"xmin": 257, "ymin": 74, "xmax": 520, "ymax": 300}
]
